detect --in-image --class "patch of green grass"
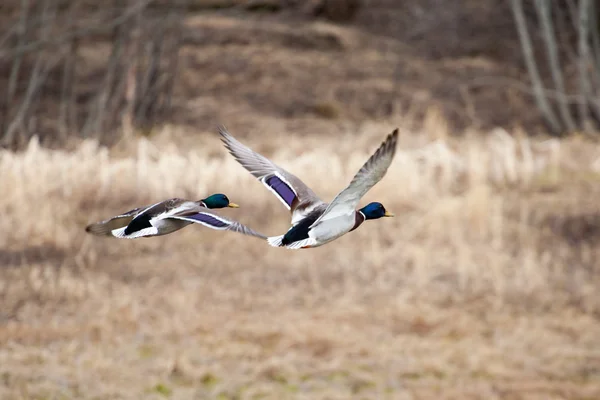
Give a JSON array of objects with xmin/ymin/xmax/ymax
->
[
  {"xmin": 400, "ymin": 371, "xmax": 423, "ymax": 380},
  {"xmin": 216, "ymin": 392, "xmax": 242, "ymax": 400},
  {"xmin": 200, "ymin": 372, "xmax": 220, "ymax": 388},
  {"xmin": 400, "ymin": 368, "xmax": 447, "ymax": 380},
  {"xmin": 311, "ymin": 101, "xmax": 341, "ymax": 119},
  {"xmin": 284, "ymin": 383, "xmax": 299, "ymax": 393},
  {"xmin": 137, "ymin": 344, "xmax": 156, "ymax": 358},
  {"xmin": 299, "ymin": 373, "xmax": 313, "ymax": 382},
  {"xmin": 427, "ymin": 368, "xmax": 447, "ymax": 379},
  {"xmin": 326, "ymin": 370, "xmax": 350, "ymax": 381},
  {"xmin": 150, "ymin": 383, "xmax": 172, "ymax": 397},
  {"xmin": 269, "ymin": 373, "xmax": 288, "ymax": 384},
  {"xmin": 469, "ymin": 369, "xmax": 494, "ymax": 379},
  {"xmin": 1, "ymin": 372, "xmax": 10, "ymax": 385},
  {"xmin": 350, "ymin": 379, "xmax": 376, "ymax": 394}
]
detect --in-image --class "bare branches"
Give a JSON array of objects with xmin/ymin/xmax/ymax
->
[
  {"xmin": 6, "ymin": 0, "xmax": 30, "ymax": 107},
  {"xmin": 58, "ymin": 0, "xmax": 79, "ymax": 141},
  {"xmin": 510, "ymin": 0, "xmax": 600, "ymax": 135},
  {"xmin": 577, "ymin": 0, "xmax": 592, "ymax": 130},
  {"xmin": 84, "ymin": 0, "xmax": 130, "ymax": 138},
  {"xmin": 121, "ymin": 2, "xmax": 144, "ymax": 141},
  {"xmin": 1, "ymin": 0, "xmax": 186, "ymax": 149},
  {"xmin": 2, "ymin": 0, "xmax": 30, "ymax": 137},
  {"xmin": 160, "ymin": 0, "xmax": 188, "ymax": 120},
  {"xmin": 3, "ymin": 0, "xmax": 58, "ymax": 147},
  {"xmin": 510, "ymin": 0, "xmax": 562, "ymax": 135},
  {"xmin": 134, "ymin": 5, "xmax": 185, "ymax": 130},
  {"xmin": 534, "ymin": 0, "xmax": 575, "ymax": 132},
  {"xmin": 0, "ymin": 0, "xmax": 154, "ymax": 60}
]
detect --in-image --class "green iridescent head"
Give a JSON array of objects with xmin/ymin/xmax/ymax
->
[{"xmin": 201, "ymin": 193, "xmax": 239, "ymax": 209}]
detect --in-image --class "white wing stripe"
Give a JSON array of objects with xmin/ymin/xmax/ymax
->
[{"xmin": 111, "ymin": 226, "xmax": 158, "ymax": 239}]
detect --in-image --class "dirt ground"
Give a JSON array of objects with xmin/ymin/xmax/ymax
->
[{"xmin": 166, "ymin": 1, "xmax": 534, "ymax": 137}]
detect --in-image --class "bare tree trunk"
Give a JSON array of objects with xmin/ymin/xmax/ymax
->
[
  {"xmin": 136, "ymin": 30, "xmax": 161, "ymax": 128},
  {"xmin": 4, "ymin": 0, "xmax": 30, "ymax": 135},
  {"xmin": 160, "ymin": 0, "xmax": 187, "ymax": 122},
  {"xmin": 122, "ymin": 1, "xmax": 145, "ymax": 140},
  {"xmin": 535, "ymin": 0, "xmax": 576, "ymax": 132},
  {"xmin": 563, "ymin": 0, "xmax": 579, "ymax": 30},
  {"xmin": 137, "ymin": 10, "xmax": 177, "ymax": 130},
  {"xmin": 584, "ymin": 0, "xmax": 600, "ymax": 124},
  {"xmin": 577, "ymin": 0, "xmax": 592, "ymax": 131},
  {"xmin": 89, "ymin": 0, "xmax": 127, "ymax": 139},
  {"xmin": 3, "ymin": 0, "xmax": 57, "ymax": 147},
  {"xmin": 59, "ymin": 0, "xmax": 79, "ymax": 141},
  {"xmin": 554, "ymin": 2, "xmax": 577, "ymax": 65},
  {"xmin": 510, "ymin": 0, "xmax": 562, "ymax": 135},
  {"xmin": 590, "ymin": 1, "xmax": 600, "ymax": 70}
]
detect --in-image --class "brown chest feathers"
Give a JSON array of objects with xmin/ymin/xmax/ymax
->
[{"xmin": 350, "ymin": 211, "xmax": 366, "ymax": 232}]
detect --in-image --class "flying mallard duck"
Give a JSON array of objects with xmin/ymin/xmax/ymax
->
[
  {"xmin": 219, "ymin": 127, "xmax": 398, "ymax": 249},
  {"xmin": 85, "ymin": 193, "xmax": 266, "ymax": 239}
]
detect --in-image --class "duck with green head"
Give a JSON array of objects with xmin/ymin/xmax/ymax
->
[
  {"xmin": 219, "ymin": 126, "xmax": 398, "ymax": 249},
  {"xmin": 85, "ymin": 193, "xmax": 266, "ymax": 240}
]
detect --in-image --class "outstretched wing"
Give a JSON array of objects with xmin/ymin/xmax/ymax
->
[
  {"xmin": 85, "ymin": 206, "xmax": 143, "ymax": 236},
  {"xmin": 169, "ymin": 209, "xmax": 267, "ymax": 240},
  {"xmin": 310, "ymin": 129, "xmax": 399, "ymax": 228},
  {"xmin": 218, "ymin": 126, "xmax": 323, "ymax": 224}
]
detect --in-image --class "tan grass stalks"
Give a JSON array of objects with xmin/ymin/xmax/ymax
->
[
  {"xmin": 1, "ymin": 124, "xmax": 598, "ymax": 311},
  {"xmin": 1, "ymin": 125, "xmax": 600, "ymax": 399}
]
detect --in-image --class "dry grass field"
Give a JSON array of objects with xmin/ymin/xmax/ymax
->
[
  {"xmin": 1, "ymin": 113, "xmax": 600, "ymax": 399},
  {"xmin": 2, "ymin": 2, "xmax": 600, "ymax": 399}
]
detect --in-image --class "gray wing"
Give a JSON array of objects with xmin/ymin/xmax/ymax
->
[
  {"xmin": 85, "ymin": 206, "xmax": 143, "ymax": 236},
  {"xmin": 169, "ymin": 208, "xmax": 268, "ymax": 240},
  {"xmin": 310, "ymin": 129, "xmax": 398, "ymax": 228},
  {"xmin": 218, "ymin": 126, "xmax": 323, "ymax": 224},
  {"xmin": 132, "ymin": 198, "xmax": 186, "ymax": 219},
  {"xmin": 85, "ymin": 198, "xmax": 186, "ymax": 237}
]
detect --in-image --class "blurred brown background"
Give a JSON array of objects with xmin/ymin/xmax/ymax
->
[{"xmin": 1, "ymin": 1, "xmax": 600, "ymax": 399}]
